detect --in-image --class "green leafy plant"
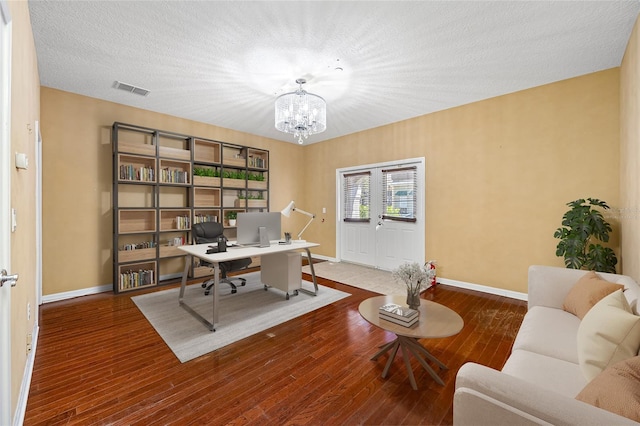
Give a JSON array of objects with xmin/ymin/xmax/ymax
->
[
  {"xmin": 226, "ymin": 211, "xmax": 237, "ymax": 220},
  {"xmin": 554, "ymin": 198, "xmax": 617, "ymax": 273}
]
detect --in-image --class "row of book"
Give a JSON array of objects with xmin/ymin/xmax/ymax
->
[
  {"xmin": 194, "ymin": 214, "xmax": 218, "ymax": 224},
  {"xmin": 248, "ymin": 156, "xmax": 267, "ymax": 168},
  {"xmin": 120, "ymin": 164, "xmax": 154, "ymax": 182},
  {"xmin": 174, "ymin": 215, "xmax": 191, "ymax": 229},
  {"xmin": 166, "ymin": 236, "xmax": 186, "ymax": 246},
  {"xmin": 160, "ymin": 168, "xmax": 189, "ymax": 184},
  {"xmin": 378, "ymin": 303, "xmax": 419, "ymax": 327},
  {"xmin": 121, "ymin": 240, "xmax": 156, "ymax": 251},
  {"xmin": 120, "ymin": 269, "xmax": 155, "ymax": 289}
]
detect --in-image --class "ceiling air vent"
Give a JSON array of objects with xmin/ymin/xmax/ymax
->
[{"xmin": 113, "ymin": 81, "xmax": 150, "ymax": 97}]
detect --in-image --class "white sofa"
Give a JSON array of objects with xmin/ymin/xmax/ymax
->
[{"xmin": 454, "ymin": 265, "xmax": 640, "ymax": 426}]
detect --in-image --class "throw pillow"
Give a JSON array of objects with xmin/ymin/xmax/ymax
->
[
  {"xmin": 577, "ymin": 289, "xmax": 640, "ymax": 381},
  {"xmin": 576, "ymin": 356, "xmax": 640, "ymax": 422},
  {"xmin": 563, "ymin": 271, "xmax": 624, "ymax": 319}
]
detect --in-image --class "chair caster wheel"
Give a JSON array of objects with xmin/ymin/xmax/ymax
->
[
  {"xmin": 231, "ymin": 289, "xmax": 237, "ymax": 294},
  {"xmin": 204, "ymin": 290, "xmax": 211, "ymax": 296},
  {"xmin": 263, "ymin": 285, "xmax": 268, "ymax": 291},
  {"xmin": 286, "ymin": 293, "xmax": 290, "ymax": 300},
  {"xmin": 201, "ymin": 283, "xmax": 207, "ymax": 288}
]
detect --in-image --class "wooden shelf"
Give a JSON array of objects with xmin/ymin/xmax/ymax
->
[
  {"xmin": 118, "ymin": 209, "xmax": 156, "ymax": 234},
  {"xmin": 118, "ymin": 261, "xmax": 157, "ymax": 292},
  {"xmin": 159, "ymin": 209, "xmax": 191, "ymax": 231},
  {"xmin": 159, "ymin": 159, "xmax": 191, "ymax": 185},
  {"xmin": 193, "ymin": 187, "xmax": 221, "ymax": 207},
  {"xmin": 113, "ymin": 122, "xmax": 269, "ymax": 294},
  {"xmin": 194, "ymin": 138, "xmax": 221, "ymax": 164}
]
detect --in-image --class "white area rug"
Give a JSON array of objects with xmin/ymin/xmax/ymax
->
[
  {"xmin": 303, "ymin": 262, "xmax": 407, "ymax": 295},
  {"xmin": 132, "ymin": 271, "xmax": 350, "ymax": 363}
]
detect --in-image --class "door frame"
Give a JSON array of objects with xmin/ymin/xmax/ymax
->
[
  {"xmin": 335, "ymin": 157, "xmax": 425, "ymax": 268},
  {"xmin": 0, "ymin": 1, "xmax": 12, "ymax": 424}
]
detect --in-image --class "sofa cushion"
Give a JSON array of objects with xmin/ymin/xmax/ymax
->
[
  {"xmin": 563, "ymin": 271, "xmax": 624, "ymax": 320},
  {"xmin": 577, "ymin": 290, "xmax": 640, "ymax": 381},
  {"xmin": 502, "ymin": 349, "xmax": 587, "ymax": 397},
  {"xmin": 512, "ymin": 306, "xmax": 580, "ymax": 363},
  {"xmin": 576, "ymin": 356, "xmax": 640, "ymax": 422}
]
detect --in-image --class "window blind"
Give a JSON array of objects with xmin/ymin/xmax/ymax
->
[
  {"xmin": 381, "ymin": 166, "xmax": 417, "ymax": 223},
  {"xmin": 343, "ymin": 171, "xmax": 371, "ymax": 222}
]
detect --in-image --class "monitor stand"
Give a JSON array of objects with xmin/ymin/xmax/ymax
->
[{"xmin": 258, "ymin": 226, "xmax": 270, "ymax": 248}]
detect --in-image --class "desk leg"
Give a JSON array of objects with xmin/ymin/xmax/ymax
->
[
  {"xmin": 299, "ymin": 248, "xmax": 318, "ymax": 296},
  {"xmin": 178, "ymin": 254, "xmax": 216, "ymax": 332}
]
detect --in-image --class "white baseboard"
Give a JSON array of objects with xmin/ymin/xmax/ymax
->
[
  {"xmin": 42, "ymin": 284, "xmax": 112, "ymax": 304},
  {"xmin": 14, "ymin": 322, "xmax": 38, "ymax": 426},
  {"xmin": 437, "ymin": 277, "xmax": 528, "ymax": 301}
]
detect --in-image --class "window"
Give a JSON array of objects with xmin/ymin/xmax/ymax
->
[
  {"xmin": 343, "ymin": 171, "xmax": 370, "ymax": 222},
  {"xmin": 382, "ymin": 166, "xmax": 417, "ymax": 222}
]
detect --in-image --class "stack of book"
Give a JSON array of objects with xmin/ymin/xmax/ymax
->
[{"xmin": 378, "ymin": 303, "xmax": 419, "ymax": 327}]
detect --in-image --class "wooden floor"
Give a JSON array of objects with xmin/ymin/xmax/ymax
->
[{"xmin": 24, "ymin": 269, "xmax": 527, "ymax": 425}]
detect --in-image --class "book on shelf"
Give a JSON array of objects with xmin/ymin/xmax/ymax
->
[
  {"xmin": 379, "ymin": 313, "xmax": 419, "ymax": 327},
  {"xmin": 378, "ymin": 303, "xmax": 418, "ymax": 320}
]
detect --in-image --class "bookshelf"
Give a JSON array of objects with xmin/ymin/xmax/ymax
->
[{"xmin": 112, "ymin": 122, "xmax": 269, "ymax": 293}]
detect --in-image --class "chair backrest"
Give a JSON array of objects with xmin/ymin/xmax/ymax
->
[{"xmin": 192, "ymin": 222, "xmax": 224, "ymax": 244}]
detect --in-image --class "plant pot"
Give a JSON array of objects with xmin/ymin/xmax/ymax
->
[{"xmin": 228, "ymin": 219, "xmax": 236, "ymax": 227}]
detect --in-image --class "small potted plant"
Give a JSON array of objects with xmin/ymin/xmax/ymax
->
[
  {"xmin": 392, "ymin": 262, "xmax": 436, "ymax": 310},
  {"xmin": 226, "ymin": 211, "xmax": 237, "ymax": 227}
]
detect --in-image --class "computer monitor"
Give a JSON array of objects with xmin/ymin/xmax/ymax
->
[{"xmin": 236, "ymin": 212, "xmax": 282, "ymax": 246}]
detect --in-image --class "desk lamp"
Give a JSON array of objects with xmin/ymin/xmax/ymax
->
[{"xmin": 281, "ymin": 201, "xmax": 315, "ymax": 242}]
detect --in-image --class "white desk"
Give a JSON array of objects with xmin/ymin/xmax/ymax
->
[{"xmin": 177, "ymin": 241, "xmax": 320, "ymax": 331}]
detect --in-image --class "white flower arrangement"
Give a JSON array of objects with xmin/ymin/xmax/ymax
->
[{"xmin": 392, "ymin": 262, "xmax": 436, "ymax": 294}]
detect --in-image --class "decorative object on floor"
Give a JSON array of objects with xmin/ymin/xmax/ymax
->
[
  {"xmin": 554, "ymin": 198, "xmax": 617, "ymax": 273},
  {"xmin": 132, "ymin": 271, "xmax": 350, "ymax": 363},
  {"xmin": 392, "ymin": 262, "xmax": 436, "ymax": 310},
  {"xmin": 280, "ymin": 200, "xmax": 315, "ymax": 242},
  {"xmin": 274, "ymin": 78, "xmax": 326, "ymax": 144},
  {"xmin": 302, "ymin": 261, "xmax": 410, "ymax": 295}
]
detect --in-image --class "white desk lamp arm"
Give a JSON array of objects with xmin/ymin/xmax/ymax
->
[{"xmin": 293, "ymin": 207, "xmax": 315, "ymax": 241}]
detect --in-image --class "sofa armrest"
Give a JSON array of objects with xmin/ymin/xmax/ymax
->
[
  {"xmin": 454, "ymin": 362, "xmax": 637, "ymax": 426},
  {"xmin": 527, "ymin": 265, "xmax": 590, "ymax": 310}
]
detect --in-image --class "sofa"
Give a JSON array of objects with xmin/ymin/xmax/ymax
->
[{"xmin": 454, "ymin": 265, "xmax": 640, "ymax": 425}]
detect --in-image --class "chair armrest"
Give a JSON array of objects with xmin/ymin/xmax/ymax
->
[{"xmin": 454, "ymin": 363, "xmax": 636, "ymax": 426}]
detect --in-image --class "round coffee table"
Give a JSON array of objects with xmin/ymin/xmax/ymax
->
[{"xmin": 359, "ymin": 295, "xmax": 464, "ymax": 390}]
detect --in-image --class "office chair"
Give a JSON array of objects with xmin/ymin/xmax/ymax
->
[{"xmin": 192, "ymin": 222, "xmax": 252, "ymax": 295}]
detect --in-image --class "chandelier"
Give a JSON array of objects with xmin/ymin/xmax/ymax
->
[{"xmin": 275, "ymin": 78, "xmax": 326, "ymax": 144}]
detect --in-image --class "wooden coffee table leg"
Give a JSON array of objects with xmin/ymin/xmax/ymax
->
[
  {"xmin": 381, "ymin": 339, "xmax": 400, "ymax": 379},
  {"xmin": 371, "ymin": 340, "xmax": 397, "ymax": 361},
  {"xmin": 399, "ymin": 339, "xmax": 418, "ymax": 390},
  {"xmin": 402, "ymin": 337, "xmax": 445, "ymax": 386},
  {"xmin": 405, "ymin": 337, "xmax": 447, "ymax": 370}
]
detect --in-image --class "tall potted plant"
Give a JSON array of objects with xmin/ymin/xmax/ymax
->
[{"xmin": 553, "ymin": 198, "xmax": 617, "ymax": 273}]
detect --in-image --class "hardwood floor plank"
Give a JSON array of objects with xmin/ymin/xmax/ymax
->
[{"xmin": 24, "ymin": 271, "xmax": 526, "ymax": 425}]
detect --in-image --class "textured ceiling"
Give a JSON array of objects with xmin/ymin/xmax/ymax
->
[{"xmin": 29, "ymin": 1, "xmax": 640, "ymax": 145}]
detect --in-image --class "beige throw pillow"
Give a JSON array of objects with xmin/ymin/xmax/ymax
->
[
  {"xmin": 563, "ymin": 271, "xmax": 624, "ymax": 319},
  {"xmin": 577, "ymin": 289, "xmax": 640, "ymax": 381},
  {"xmin": 576, "ymin": 356, "xmax": 640, "ymax": 422}
]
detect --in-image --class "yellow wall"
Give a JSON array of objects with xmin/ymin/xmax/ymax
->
[
  {"xmin": 9, "ymin": 0, "xmax": 39, "ymax": 419},
  {"xmin": 42, "ymin": 63, "xmax": 620, "ymax": 298},
  {"xmin": 302, "ymin": 69, "xmax": 620, "ymax": 292},
  {"xmin": 40, "ymin": 87, "xmax": 304, "ymax": 295},
  {"xmin": 621, "ymin": 15, "xmax": 640, "ymax": 281}
]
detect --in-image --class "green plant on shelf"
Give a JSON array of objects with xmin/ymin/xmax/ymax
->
[
  {"xmin": 237, "ymin": 191, "xmax": 265, "ymax": 200},
  {"xmin": 248, "ymin": 172, "xmax": 265, "ymax": 181},
  {"xmin": 226, "ymin": 211, "xmax": 237, "ymax": 220},
  {"xmin": 193, "ymin": 167, "xmax": 219, "ymax": 177}
]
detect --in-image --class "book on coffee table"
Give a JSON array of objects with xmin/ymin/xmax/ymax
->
[{"xmin": 378, "ymin": 303, "xmax": 419, "ymax": 327}]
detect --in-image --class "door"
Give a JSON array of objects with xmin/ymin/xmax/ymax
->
[
  {"xmin": 339, "ymin": 158, "xmax": 425, "ymax": 271},
  {"xmin": 0, "ymin": 1, "xmax": 12, "ymax": 424}
]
